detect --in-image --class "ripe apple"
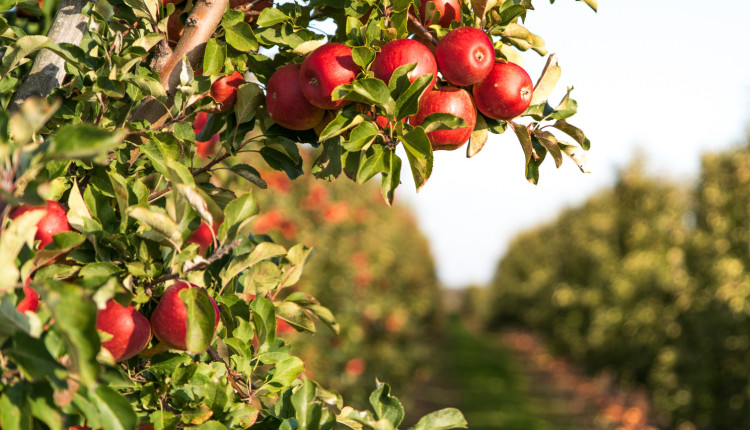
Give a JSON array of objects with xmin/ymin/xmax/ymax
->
[
  {"xmin": 187, "ymin": 221, "xmax": 217, "ymax": 255},
  {"xmin": 299, "ymin": 43, "xmax": 361, "ymax": 110},
  {"xmin": 371, "ymin": 39, "xmax": 437, "ymax": 91},
  {"xmin": 313, "ymin": 110, "xmax": 337, "ymax": 137},
  {"xmin": 210, "ymin": 71, "xmax": 245, "ymax": 113},
  {"xmin": 435, "ymin": 26, "xmax": 494, "ymax": 86},
  {"xmin": 96, "ymin": 300, "xmax": 152, "ymax": 362},
  {"xmin": 345, "ymin": 357, "xmax": 366, "ymax": 377},
  {"xmin": 409, "ymin": 86, "xmax": 476, "ymax": 150},
  {"xmin": 10, "ymin": 200, "xmax": 71, "ymax": 249},
  {"xmin": 418, "ymin": 0, "xmax": 460, "ymax": 28},
  {"xmin": 473, "ymin": 61, "xmax": 533, "ymax": 120},
  {"xmin": 167, "ymin": 9, "xmax": 184, "ymax": 44},
  {"xmin": 192, "ymin": 111, "xmax": 219, "ymax": 158},
  {"xmin": 266, "ymin": 63, "xmax": 325, "ymax": 130},
  {"xmin": 16, "ymin": 278, "xmax": 39, "ymax": 314},
  {"xmin": 150, "ymin": 282, "xmax": 220, "ymax": 351}
]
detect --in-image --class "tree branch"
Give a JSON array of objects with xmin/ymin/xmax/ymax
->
[
  {"xmin": 9, "ymin": 0, "xmax": 92, "ymax": 113},
  {"xmin": 130, "ymin": 0, "xmax": 230, "ymax": 127},
  {"xmin": 408, "ymin": 13, "xmax": 439, "ymax": 46}
]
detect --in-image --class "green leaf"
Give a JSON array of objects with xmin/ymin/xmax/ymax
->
[
  {"xmin": 313, "ymin": 138, "xmax": 343, "ymax": 181},
  {"xmin": 226, "ymin": 404, "xmax": 260, "ymax": 428},
  {"xmin": 280, "ymin": 244, "xmax": 313, "ymax": 288},
  {"xmin": 420, "ymin": 113, "xmax": 468, "ymax": 134},
  {"xmin": 218, "ymin": 192, "xmax": 259, "ymax": 241},
  {"xmin": 552, "ymin": 119, "xmax": 590, "ymax": 150},
  {"xmin": 275, "ymin": 301, "xmax": 315, "ymax": 333},
  {"xmin": 225, "ymin": 22, "xmax": 259, "ymax": 52},
  {"xmin": 357, "ymin": 144, "xmax": 388, "ymax": 185},
  {"xmin": 257, "ymin": 8, "xmax": 291, "ymax": 26},
  {"xmin": 388, "ymin": 63, "xmax": 417, "ymax": 99},
  {"xmin": 548, "ymin": 87, "xmax": 578, "ymax": 120},
  {"xmin": 265, "ymin": 356, "xmax": 305, "ymax": 392},
  {"xmin": 222, "ymin": 242, "xmax": 286, "ymax": 286},
  {"xmin": 235, "ymin": 83, "xmax": 264, "ymax": 124},
  {"xmin": 369, "ymin": 382, "xmax": 404, "ymax": 428},
  {"xmin": 352, "ymin": 46, "xmax": 375, "ymax": 69},
  {"xmin": 45, "ymin": 124, "xmax": 125, "ymax": 161},
  {"xmin": 203, "ymin": 39, "xmax": 226, "ymax": 76},
  {"xmin": 292, "ymin": 377, "xmax": 317, "ymax": 429},
  {"xmin": 499, "ymin": 23, "xmax": 547, "ymax": 56},
  {"xmin": 395, "ymin": 74, "xmax": 433, "ymax": 120},
  {"xmin": 307, "ymin": 304, "xmax": 340, "ymax": 335},
  {"xmin": 533, "ymin": 130, "xmax": 563, "ymax": 168},
  {"xmin": 251, "ymin": 296, "xmax": 276, "ymax": 345},
  {"xmin": 380, "ymin": 150, "xmax": 401, "ymax": 206},
  {"xmin": 46, "ymin": 282, "xmax": 100, "ymax": 386},
  {"xmin": 231, "ymin": 164, "xmax": 268, "ymax": 188},
  {"xmin": 318, "ymin": 109, "xmax": 366, "ymax": 141},
  {"xmin": 530, "ymin": 54, "xmax": 561, "ymax": 106},
  {"xmin": 471, "ymin": 0, "xmax": 500, "ymax": 26},
  {"xmin": 558, "ymin": 140, "xmax": 590, "ymax": 173},
  {"xmin": 91, "ymin": 385, "xmax": 138, "ymax": 430},
  {"xmin": 0, "ymin": 35, "xmax": 49, "ymax": 76},
  {"xmin": 333, "ymin": 79, "xmax": 396, "ymax": 118},
  {"xmin": 409, "ymin": 408, "xmax": 467, "ymax": 430},
  {"xmin": 127, "ymin": 205, "xmax": 183, "ymax": 248},
  {"xmin": 180, "ymin": 287, "xmax": 217, "ymax": 354},
  {"xmin": 343, "ymin": 121, "xmax": 379, "ymax": 152},
  {"xmin": 124, "ymin": 0, "xmax": 159, "ymax": 24},
  {"xmin": 401, "ymin": 128, "xmax": 434, "ymax": 191},
  {"xmin": 511, "ymin": 122, "xmax": 533, "ymax": 169},
  {"xmin": 467, "ymin": 115, "xmax": 489, "ymax": 158}
]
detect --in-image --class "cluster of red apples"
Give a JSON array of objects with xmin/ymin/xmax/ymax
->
[
  {"xmin": 11, "ymin": 201, "xmax": 224, "ymax": 361},
  {"xmin": 265, "ymin": 0, "xmax": 534, "ymax": 151}
]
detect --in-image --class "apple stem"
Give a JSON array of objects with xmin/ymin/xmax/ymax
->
[{"xmin": 408, "ymin": 13, "xmax": 439, "ymax": 46}]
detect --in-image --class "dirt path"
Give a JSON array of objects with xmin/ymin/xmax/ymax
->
[{"xmin": 406, "ymin": 318, "xmax": 659, "ymax": 430}]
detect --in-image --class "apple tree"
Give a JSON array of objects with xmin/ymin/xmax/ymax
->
[{"xmin": 0, "ymin": 0, "xmax": 594, "ymax": 428}]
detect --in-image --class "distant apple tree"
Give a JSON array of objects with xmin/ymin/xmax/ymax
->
[{"xmin": 0, "ymin": 0, "xmax": 594, "ymax": 428}]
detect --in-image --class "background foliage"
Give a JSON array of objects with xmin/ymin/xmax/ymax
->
[{"xmin": 488, "ymin": 137, "xmax": 750, "ymax": 430}]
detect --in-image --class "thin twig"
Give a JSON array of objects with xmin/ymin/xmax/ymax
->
[{"xmin": 408, "ymin": 13, "xmax": 439, "ymax": 46}]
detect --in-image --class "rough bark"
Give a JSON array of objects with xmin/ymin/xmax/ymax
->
[
  {"xmin": 129, "ymin": 0, "xmax": 230, "ymax": 127},
  {"xmin": 9, "ymin": 0, "xmax": 91, "ymax": 114}
]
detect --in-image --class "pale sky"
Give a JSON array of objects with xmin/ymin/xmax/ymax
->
[{"xmin": 395, "ymin": 0, "xmax": 750, "ymax": 288}]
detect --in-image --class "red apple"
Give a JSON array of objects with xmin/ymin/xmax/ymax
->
[
  {"xmin": 96, "ymin": 300, "xmax": 152, "ymax": 361},
  {"xmin": 313, "ymin": 110, "xmax": 337, "ymax": 137},
  {"xmin": 10, "ymin": 200, "xmax": 71, "ymax": 249},
  {"xmin": 345, "ymin": 357, "xmax": 366, "ymax": 377},
  {"xmin": 193, "ymin": 111, "xmax": 209, "ymax": 134},
  {"xmin": 167, "ymin": 9, "xmax": 184, "ymax": 44},
  {"xmin": 435, "ymin": 26, "xmax": 494, "ymax": 86},
  {"xmin": 266, "ymin": 64, "xmax": 325, "ymax": 130},
  {"xmin": 137, "ymin": 425, "xmax": 155, "ymax": 430},
  {"xmin": 16, "ymin": 278, "xmax": 39, "ymax": 314},
  {"xmin": 210, "ymin": 71, "xmax": 244, "ymax": 113},
  {"xmin": 193, "ymin": 111, "xmax": 220, "ymax": 158},
  {"xmin": 150, "ymin": 282, "xmax": 220, "ymax": 351},
  {"xmin": 371, "ymin": 39, "xmax": 437, "ymax": 91},
  {"xmin": 196, "ymin": 134, "xmax": 219, "ymax": 158},
  {"xmin": 276, "ymin": 318, "xmax": 294, "ymax": 334},
  {"xmin": 473, "ymin": 61, "xmax": 533, "ymax": 120},
  {"xmin": 187, "ymin": 221, "xmax": 217, "ymax": 255},
  {"xmin": 299, "ymin": 43, "xmax": 361, "ymax": 110},
  {"xmin": 418, "ymin": 0, "xmax": 460, "ymax": 28},
  {"xmin": 409, "ymin": 86, "xmax": 476, "ymax": 150}
]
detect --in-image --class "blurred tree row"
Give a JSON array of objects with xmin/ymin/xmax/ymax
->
[
  {"xmin": 488, "ymin": 136, "xmax": 750, "ymax": 430},
  {"xmin": 244, "ymin": 155, "xmax": 442, "ymax": 410}
]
